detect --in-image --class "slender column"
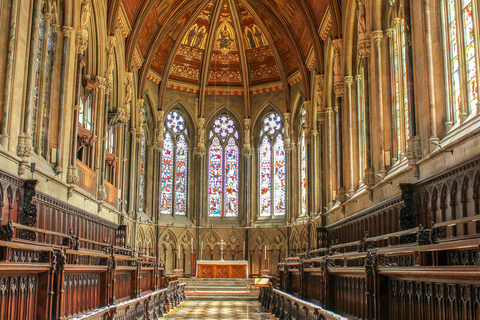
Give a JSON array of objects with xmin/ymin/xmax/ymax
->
[
  {"xmin": 304, "ymin": 101, "xmax": 312, "ymax": 216},
  {"xmin": 404, "ymin": 0, "xmax": 421, "ymax": 177},
  {"xmin": 345, "ymin": 76, "xmax": 356, "ymax": 196},
  {"xmin": 1, "ymin": 0, "xmax": 20, "ymax": 147},
  {"xmin": 358, "ymin": 33, "xmax": 374, "ymax": 189},
  {"xmin": 127, "ymin": 127, "xmax": 137, "ymax": 215},
  {"xmin": 424, "ymin": 0, "xmax": 439, "ymax": 144},
  {"xmin": 315, "ymin": 75, "xmax": 325, "ymax": 214},
  {"xmin": 54, "ymin": 26, "xmax": 73, "ymax": 173},
  {"xmin": 373, "ymin": 30, "xmax": 386, "ymax": 176},
  {"xmin": 355, "ymin": 74, "xmax": 364, "ymax": 184},
  {"xmin": 386, "ymin": 28, "xmax": 398, "ymax": 163},
  {"xmin": 17, "ymin": 0, "xmax": 42, "ymax": 175},
  {"xmin": 326, "ymin": 106, "xmax": 336, "ymax": 207},
  {"xmin": 34, "ymin": 13, "xmax": 53, "ymax": 156},
  {"xmin": 334, "ymin": 90, "xmax": 346, "ymax": 203},
  {"xmin": 194, "ymin": 117, "xmax": 206, "ymax": 225},
  {"xmin": 283, "ymin": 112, "xmax": 294, "ymax": 223},
  {"xmin": 242, "ymin": 118, "xmax": 253, "ymax": 227},
  {"xmin": 97, "ymin": 77, "xmax": 108, "ymax": 202}
]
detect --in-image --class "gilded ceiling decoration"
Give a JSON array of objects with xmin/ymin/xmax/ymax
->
[{"xmin": 121, "ymin": 0, "xmax": 333, "ymax": 96}]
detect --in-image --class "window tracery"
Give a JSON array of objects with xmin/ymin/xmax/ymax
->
[
  {"xmin": 259, "ymin": 112, "xmax": 286, "ymax": 217},
  {"xmin": 208, "ymin": 115, "xmax": 239, "ymax": 217},
  {"xmin": 160, "ymin": 111, "xmax": 189, "ymax": 216}
]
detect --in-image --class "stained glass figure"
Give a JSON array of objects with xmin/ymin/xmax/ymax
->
[
  {"xmin": 139, "ymin": 128, "xmax": 147, "ymax": 212},
  {"xmin": 462, "ymin": 0, "xmax": 478, "ymax": 114},
  {"xmin": 174, "ymin": 135, "xmax": 188, "ymax": 215},
  {"xmin": 160, "ymin": 133, "xmax": 174, "ymax": 214},
  {"xmin": 258, "ymin": 112, "xmax": 286, "ymax": 217},
  {"xmin": 208, "ymin": 137, "xmax": 224, "ymax": 217},
  {"xmin": 300, "ymin": 109, "xmax": 307, "ymax": 216},
  {"xmin": 448, "ymin": 0, "xmax": 462, "ymax": 121},
  {"xmin": 160, "ymin": 111, "xmax": 189, "ymax": 215},
  {"xmin": 208, "ymin": 115, "xmax": 239, "ymax": 217}
]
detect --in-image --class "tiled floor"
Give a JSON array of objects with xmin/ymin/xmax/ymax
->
[{"xmin": 163, "ymin": 300, "xmax": 276, "ymax": 320}]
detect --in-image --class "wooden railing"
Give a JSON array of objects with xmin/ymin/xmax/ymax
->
[
  {"xmin": 77, "ymin": 159, "xmax": 98, "ymax": 195},
  {"xmin": 259, "ymin": 286, "xmax": 348, "ymax": 320},
  {"xmin": 104, "ymin": 179, "xmax": 118, "ymax": 208}
]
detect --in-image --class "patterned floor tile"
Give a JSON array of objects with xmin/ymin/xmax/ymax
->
[{"xmin": 162, "ymin": 301, "xmax": 276, "ymax": 319}]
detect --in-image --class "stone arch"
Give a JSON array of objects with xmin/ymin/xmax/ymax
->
[
  {"xmin": 268, "ymin": 230, "xmax": 286, "ymax": 274},
  {"xmin": 159, "ymin": 229, "xmax": 177, "ymax": 273},
  {"xmin": 225, "ymin": 230, "xmax": 244, "ymax": 260},
  {"xmin": 202, "ymin": 230, "xmax": 221, "ymax": 261},
  {"xmin": 289, "ymin": 228, "xmax": 301, "ymax": 256}
]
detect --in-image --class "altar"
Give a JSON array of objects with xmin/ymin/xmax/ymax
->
[{"xmin": 196, "ymin": 260, "xmax": 248, "ymax": 279}]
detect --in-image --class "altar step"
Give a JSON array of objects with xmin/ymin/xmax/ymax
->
[{"xmin": 181, "ymin": 278, "xmax": 259, "ymax": 301}]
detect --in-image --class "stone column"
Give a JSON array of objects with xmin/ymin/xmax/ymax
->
[
  {"xmin": 242, "ymin": 118, "xmax": 253, "ymax": 227},
  {"xmin": 358, "ymin": 34, "xmax": 374, "ymax": 191},
  {"xmin": 304, "ymin": 101, "xmax": 313, "ymax": 216},
  {"xmin": 34, "ymin": 12, "xmax": 53, "ymax": 156},
  {"xmin": 326, "ymin": 106, "xmax": 336, "ymax": 207},
  {"xmin": 423, "ymin": 0, "xmax": 439, "ymax": 145},
  {"xmin": 1, "ymin": 0, "xmax": 20, "ymax": 147},
  {"xmin": 373, "ymin": 30, "xmax": 386, "ymax": 177},
  {"xmin": 194, "ymin": 117, "xmax": 206, "ymax": 226},
  {"xmin": 97, "ymin": 77, "xmax": 108, "ymax": 203},
  {"xmin": 284, "ymin": 112, "xmax": 294, "ymax": 223},
  {"xmin": 17, "ymin": 0, "xmax": 43, "ymax": 175},
  {"xmin": 345, "ymin": 76, "xmax": 356, "ymax": 196},
  {"xmin": 386, "ymin": 28, "xmax": 398, "ymax": 163},
  {"xmin": 403, "ymin": 0, "xmax": 421, "ymax": 177},
  {"xmin": 315, "ymin": 75, "xmax": 325, "ymax": 214},
  {"xmin": 127, "ymin": 127, "xmax": 137, "ymax": 215},
  {"xmin": 55, "ymin": 26, "xmax": 73, "ymax": 174}
]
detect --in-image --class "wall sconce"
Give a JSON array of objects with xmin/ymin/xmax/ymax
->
[{"xmin": 30, "ymin": 163, "xmax": 36, "ymax": 179}]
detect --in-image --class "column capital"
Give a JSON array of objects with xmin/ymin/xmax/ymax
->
[
  {"xmin": 344, "ymin": 76, "xmax": 354, "ymax": 86},
  {"xmin": 355, "ymin": 74, "xmax": 363, "ymax": 82},
  {"xmin": 326, "ymin": 106, "xmax": 334, "ymax": 114},
  {"xmin": 385, "ymin": 28, "xmax": 394, "ymax": 38},
  {"xmin": 62, "ymin": 26, "xmax": 74, "ymax": 37},
  {"xmin": 358, "ymin": 34, "xmax": 371, "ymax": 58},
  {"xmin": 373, "ymin": 30, "xmax": 384, "ymax": 41}
]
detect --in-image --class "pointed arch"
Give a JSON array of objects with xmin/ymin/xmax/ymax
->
[{"xmin": 249, "ymin": 230, "xmax": 268, "ymax": 251}]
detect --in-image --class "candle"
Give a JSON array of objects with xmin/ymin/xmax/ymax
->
[
  {"xmin": 243, "ymin": 241, "xmax": 246, "ymax": 261},
  {"xmin": 191, "ymin": 237, "xmax": 194, "ymax": 253},
  {"xmin": 264, "ymin": 245, "xmax": 267, "ymax": 260}
]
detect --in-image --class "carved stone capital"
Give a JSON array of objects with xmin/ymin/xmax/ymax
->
[
  {"xmin": 62, "ymin": 26, "xmax": 74, "ymax": 37},
  {"xmin": 97, "ymin": 185, "xmax": 107, "ymax": 201},
  {"xmin": 355, "ymin": 74, "xmax": 363, "ymax": 82},
  {"xmin": 373, "ymin": 30, "xmax": 384, "ymax": 42},
  {"xmin": 334, "ymin": 78, "xmax": 344, "ymax": 96},
  {"xmin": 358, "ymin": 34, "xmax": 371, "ymax": 58},
  {"xmin": 42, "ymin": 13, "xmax": 53, "ymax": 22},
  {"xmin": 66, "ymin": 165, "xmax": 79, "ymax": 185},
  {"xmin": 51, "ymin": 24, "xmax": 61, "ymax": 34},
  {"xmin": 326, "ymin": 106, "xmax": 334, "ymax": 114},
  {"xmin": 363, "ymin": 168, "xmax": 375, "ymax": 188},
  {"xmin": 75, "ymin": 30, "xmax": 88, "ymax": 54},
  {"xmin": 344, "ymin": 76, "xmax": 354, "ymax": 86},
  {"xmin": 242, "ymin": 147, "xmax": 253, "ymax": 157},
  {"xmin": 194, "ymin": 147, "xmax": 206, "ymax": 156},
  {"xmin": 385, "ymin": 28, "xmax": 394, "ymax": 38}
]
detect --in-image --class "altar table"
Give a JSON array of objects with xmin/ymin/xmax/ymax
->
[{"xmin": 196, "ymin": 260, "xmax": 248, "ymax": 279}]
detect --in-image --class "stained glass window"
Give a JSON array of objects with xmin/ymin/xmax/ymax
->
[
  {"xmin": 160, "ymin": 111, "xmax": 189, "ymax": 215},
  {"xmin": 208, "ymin": 116, "xmax": 239, "ymax": 217},
  {"xmin": 442, "ymin": 0, "xmax": 478, "ymax": 124},
  {"xmin": 258, "ymin": 112, "xmax": 286, "ymax": 217},
  {"xmin": 139, "ymin": 129, "xmax": 147, "ymax": 212},
  {"xmin": 300, "ymin": 109, "xmax": 307, "ymax": 216},
  {"xmin": 462, "ymin": 0, "xmax": 478, "ymax": 115}
]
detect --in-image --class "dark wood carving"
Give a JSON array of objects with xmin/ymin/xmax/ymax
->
[{"xmin": 19, "ymin": 179, "xmax": 38, "ymax": 241}]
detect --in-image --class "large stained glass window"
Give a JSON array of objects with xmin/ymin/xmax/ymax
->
[
  {"xmin": 139, "ymin": 128, "xmax": 147, "ymax": 212},
  {"xmin": 208, "ymin": 116, "xmax": 239, "ymax": 217},
  {"xmin": 258, "ymin": 112, "xmax": 286, "ymax": 217},
  {"xmin": 442, "ymin": 0, "xmax": 478, "ymax": 124},
  {"xmin": 300, "ymin": 109, "xmax": 307, "ymax": 216},
  {"xmin": 160, "ymin": 111, "xmax": 189, "ymax": 215}
]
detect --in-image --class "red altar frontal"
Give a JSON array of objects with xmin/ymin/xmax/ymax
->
[{"xmin": 196, "ymin": 260, "xmax": 249, "ymax": 279}]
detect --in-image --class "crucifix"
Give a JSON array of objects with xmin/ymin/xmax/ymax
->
[{"xmin": 218, "ymin": 239, "xmax": 227, "ymax": 261}]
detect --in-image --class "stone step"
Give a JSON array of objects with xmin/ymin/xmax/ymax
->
[{"xmin": 185, "ymin": 291, "xmax": 259, "ymax": 301}]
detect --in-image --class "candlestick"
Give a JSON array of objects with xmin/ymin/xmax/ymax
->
[
  {"xmin": 264, "ymin": 245, "xmax": 267, "ymax": 260},
  {"xmin": 243, "ymin": 241, "xmax": 246, "ymax": 261}
]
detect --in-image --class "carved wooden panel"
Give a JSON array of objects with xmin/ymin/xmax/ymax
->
[
  {"xmin": 63, "ymin": 274, "xmax": 100, "ymax": 318},
  {"xmin": 0, "ymin": 276, "xmax": 37, "ymax": 320},
  {"xmin": 197, "ymin": 264, "xmax": 247, "ymax": 279}
]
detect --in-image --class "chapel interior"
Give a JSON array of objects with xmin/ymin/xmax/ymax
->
[{"xmin": 0, "ymin": 0, "xmax": 479, "ymax": 319}]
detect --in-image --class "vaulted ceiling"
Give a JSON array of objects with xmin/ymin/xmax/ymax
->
[{"xmin": 116, "ymin": 0, "xmax": 338, "ymax": 102}]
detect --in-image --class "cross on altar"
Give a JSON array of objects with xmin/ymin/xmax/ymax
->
[{"xmin": 218, "ymin": 239, "xmax": 227, "ymax": 260}]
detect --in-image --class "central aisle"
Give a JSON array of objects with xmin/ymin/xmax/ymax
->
[{"xmin": 162, "ymin": 301, "xmax": 276, "ymax": 319}]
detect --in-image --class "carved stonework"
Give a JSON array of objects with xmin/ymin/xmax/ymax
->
[
  {"xmin": 356, "ymin": 0, "xmax": 366, "ymax": 34},
  {"xmin": 154, "ymin": 111, "xmax": 165, "ymax": 150},
  {"xmin": 105, "ymin": 36, "xmax": 116, "ymax": 85},
  {"xmin": 363, "ymin": 168, "xmax": 375, "ymax": 188},
  {"xmin": 244, "ymin": 118, "xmax": 251, "ymax": 149},
  {"xmin": 334, "ymin": 78, "xmax": 344, "ymax": 96},
  {"xmin": 194, "ymin": 147, "xmax": 206, "ymax": 156},
  {"xmin": 136, "ymin": 99, "xmax": 146, "ymax": 142},
  {"xmin": 358, "ymin": 34, "xmax": 371, "ymax": 58},
  {"xmin": 66, "ymin": 165, "xmax": 79, "ymax": 185},
  {"xmin": 406, "ymin": 137, "xmax": 422, "ymax": 178},
  {"xmin": 97, "ymin": 185, "xmax": 107, "ymax": 201},
  {"xmin": 117, "ymin": 72, "xmax": 133, "ymax": 124},
  {"xmin": 332, "ymin": 39, "xmax": 343, "ymax": 77},
  {"xmin": 76, "ymin": 0, "xmax": 91, "ymax": 54},
  {"xmin": 336, "ymin": 187, "xmax": 348, "ymax": 203},
  {"xmin": 20, "ymin": 180, "xmax": 39, "ymax": 241},
  {"xmin": 197, "ymin": 118, "xmax": 206, "ymax": 149},
  {"xmin": 283, "ymin": 112, "xmax": 292, "ymax": 147},
  {"xmin": 242, "ymin": 147, "xmax": 253, "ymax": 157}
]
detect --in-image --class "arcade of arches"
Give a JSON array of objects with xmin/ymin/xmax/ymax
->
[{"xmin": 0, "ymin": 0, "xmax": 480, "ymax": 319}]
